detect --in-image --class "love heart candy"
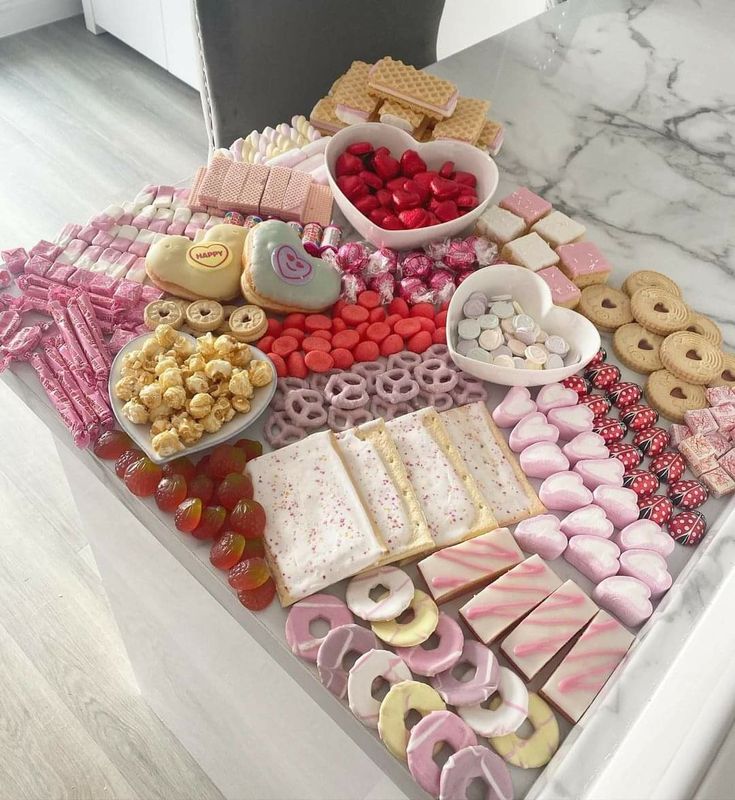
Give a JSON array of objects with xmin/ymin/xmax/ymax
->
[
  {"xmin": 512, "ymin": 515, "xmax": 568, "ymax": 560},
  {"xmin": 508, "ymin": 411, "xmax": 559, "ymax": 453},
  {"xmin": 632, "ymin": 426, "xmax": 669, "ymax": 457},
  {"xmin": 573, "ymin": 458, "xmax": 625, "ymax": 490},
  {"xmin": 559, "ymin": 505, "xmax": 614, "ymax": 539},
  {"xmin": 561, "ymin": 432, "xmax": 609, "ymax": 465},
  {"xmin": 593, "ymin": 575, "xmax": 652, "ymax": 627},
  {"xmin": 649, "ymin": 451, "xmax": 686, "ymax": 483},
  {"xmin": 667, "ymin": 510, "xmax": 707, "ymax": 546},
  {"xmin": 607, "ymin": 442, "xmax": 643, "ymax": 471},
  {"xmin": 593, "ymin": 485, "xmax": 639, "ymax": 528},
  {"xmin": 620, "ymin": 403, "xmax": 659, "ymax": 432},
  {"xmin": 619, "ymin": 549, "xmax": 672, "ymax": 598},
  {"xmin": 547, "ymin": 404, "xmax": 595, "ymax": 441},
  {"xmin": 622, "ymin": 469, "xmax": 660, "ymax": 499},
  {"xmin": 491, "ymin": 386, "xmax": 537, "ymax": 429},
  {"xmin": 535, "ymin": 383, "xmax": 578, "ymax": 415},
  {"xmin": 538, "ymin": 471, "xmax": 593, "ymax": 512},
  {"xmin": 613, "ymin": 519, "xmax": 674, "ymax": 558},
  {"xmin": 637, "ymin": 494, "xmax": 674, "ymax": 526},
  {"xmin": 668, "ymin": 479, "xmax": 708, "ymax": 510},
  {"xmin": 564, "ymin": 535, "xmax": 620, "ymax": 583},
  {"xmin": 562, "ymin": 375, "xmax": 590, "ymax": 398},
  {"xmin": 606, "ymin": 381, "xmax": 642, "ymax": 409},
  {"xmin": 519, "ymin": 442, "xmax": 570, "ymax": 479}
]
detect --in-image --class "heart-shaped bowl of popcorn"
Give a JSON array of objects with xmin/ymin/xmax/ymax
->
[
  {"xmin": 108, "ymin": 325, "xmax": 276, "ymax": 463},
  {"xmin": 447, "ymin": 264, "xmax": 600, "ymax": 387}
]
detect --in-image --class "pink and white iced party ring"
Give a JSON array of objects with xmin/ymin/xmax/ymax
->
[
  {"xmin": 439, "ymin": 745, "xmax": 514, "ymax": 800},
  {"xmin": 316, "ymin": 623, "xmax": 380, "ymax": 698},
  {"xmin": 457, "ymin": 666, "xmax": 529, "ymax": 737},
  {"xmin": 395, "ymin": 613, "xmax": 464, "ymax": 677},
  {"xmin": 284, "ymin": 594, "xmax": 353, "ymax": 662},
  {"xmin": 345, "ymin": 566, "xmax": 415, "ymax": 623},
  {"xmin": 347, "ymin": 648, "xmax": 411, "ymax": 729},
  {"xmin": 431, "ymin": 640, "xmax": 499, "ymax": 706}
]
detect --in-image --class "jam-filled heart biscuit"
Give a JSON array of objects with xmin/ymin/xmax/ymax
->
[
  {"xmin": 578, "ymin": 285, "xmax": 633, "ymax": 332},
  {"xmin": 630, "ymin": 287, "xmax": 690, "ymax": 336},
  {"xmin": 612, "ymin": 323, "xmax": 664, "ymax": 374},
  {"xmin": 644, "ymin": 369, "xmax": 707, "ymax": 423},
  {"xmin": 242, "ymin": 220, "xmax": 340, "ymax": 313},
  {"xmin": 684, "ymin": 312, "xmax": 722, "ymax": 347},
  {"xmin": 708, "ymin": 352, "xmax": 735, "ymax": 389},
  {"xmin": 145, "ymin": 223, "xmax": 247, "ymax": 301},
  {"xmin": 622, "ymin": 270, "xmax": 681, "ymax": 298},
  {"xmin": 659, "ymin": 331, "xmax": 723, "ymax": 386}
]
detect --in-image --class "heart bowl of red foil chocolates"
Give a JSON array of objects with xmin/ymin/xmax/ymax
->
[{"xmin": 325, "ymin": 122, "xmax": 499, "ymax": 249}]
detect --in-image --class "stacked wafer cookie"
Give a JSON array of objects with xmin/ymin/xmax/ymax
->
[{"xmin": 309, "ymin": 57, "xmax": 504, "ymax": 155}]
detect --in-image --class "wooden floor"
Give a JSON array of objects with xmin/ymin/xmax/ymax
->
[{"xmin": 0, "ymin": 16, "xmax": 224, "ymax": 800}]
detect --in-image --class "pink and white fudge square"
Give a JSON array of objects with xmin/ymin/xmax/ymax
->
[
  {"xmin": 500, "ymin": 232, "xmax": 559, "ymax": 272},
  {"xmin": 532, "ymin": 211, "xmax": 586, "ymax": 248},
  {"xmin": 705, "ymin": 431, "xmax": 732, "ymax": 457},
  {"xmin": 719, "ymin": 449, "xmax": 735, "ymax": 479},
  {"xmin": 706, "ymin": 387, "xmax": 735, "ymax": 406},
  {"xmin": 1, "ymin": 247, "xmax": 28, "ymax": 274},
  {"xmin": 702, "ymin": 466, "xmax": 735, "ymax": 498},
  {"xmin": 556, "ymin": 241, "xmax": 611, "ymax": 287},
  {"xmin": 711, "ymin": 403, "xmax": 735, "ymax": 433},
  {"xmin": 669, "ymin": 423, "xmax": 691, "ymax": 447},
  {"xmin": 684, "ymin": 408, "xmax": 718, "ymax": 435},
  {"xmin": 536, "ymin": 266, "xmax": 582, "ymax": 309},
  {"xmin": 499, "ymin": 187, "xmax": 551, "ymax": 225},
  {"xmin": 476, "ymin": 205, "xmax": 526, "ymax": 245}
]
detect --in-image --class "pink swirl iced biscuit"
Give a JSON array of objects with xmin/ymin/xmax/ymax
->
[
  {"xmin": 519, "ymin": 441, "xmax": 569, "ymax": 479},
  {"xmin": 316, "ymin": 623, "xmax": 380, "ymax": 698},
  {"xmin": 371, "ymin": 589, "xmax": 439, "ymax": 647},
  {"xmin": 541, "ymin": 609, "xmax": 634, "ymax": 723},
  {"xmin": 613, "ymin": 519, "xmax": 674, "ymax": 557},
  {"xmin": 538, "ymin": 471, "xmax": 593, "ymax": 512},
  {"xmin": 501, "ymin": 579, "xmax": 598, "ymax": 680},
  {"xmin": 564, "ymin": 536, "xmax": 620, "ymax": 584},
  {"xmin": 284, "ymin": 594, "xmax": 353, "ymax": 662},
  {"xmin": 508, "ymin": 411, "xmax": 559, "ymax": 453},
  {"xmin": 547, "ymin": 404, "xmax": 595, "ymax": 440},
  {"xmin": 345, "ymin": 566, "xmax": 414, "ymax": 622},
  {"xmin": 593, "ymin": 576, "xmax": 652, "ymax": 627},
  {"xmin": 535, "ymin": 382, "xmax": 579, "ymax": 414},
  {"xmin": 347, "ymin": 649, "xmax": 411, "ymax": 728},
  {"xmin": 559, "ymin": 505, "xmax": 614, "ymax": 539},
  {"xmin": 395, "ymin": 613, "xmax": 464, "ymax": 677},
  {"xmin": 432, "ymin": 640, "xmax": 499, "ymax": 706},
  {"xmin": 378, "ymin": 681, "xmax": 446, "ymax": 761},
  {"xmin": 619, "ymin": 549, "xmax": 671, "ymax": 597},
  {"xmin": 439, "ymin": 745, "xmax": 514, "ymax": 800},
  {"xmin": 573, "ymin": 458, "xmax": 624, "ymax": 490},
  {"xmin": 407, "ymin": 711, "xmax": 477, "ymax": 798},
  {"xmin": 593, "ymin": 485, "xmax": 640, "ymax": 528},
  {"xmin": 513, "ymin": 515, "xmax": 567, "ymax": 560},
  {"xmin": 489, "ymin": 692, "xmax": 560, "ymax": 769},
  {"xmin": 460, "ymin": 556, "xmax": 563, "ymax": 645},
  {"xmin": 458, "ymin": 667, "xmax": 529, "ymax": 737}
]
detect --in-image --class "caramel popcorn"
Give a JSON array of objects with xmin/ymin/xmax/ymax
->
[
  {"xmin": 229, "ymin": 369, "xmax": 254, "ymax": 399},
  {"xmin": 188, "ymin": 392, "xmax": 214, "ymax": 419},
  {"xmin": 122, "ymin": 399, "xmax": 148, "ymax": 425},
  {"xmin": 204, "ymin": 359, "xmax": 232, "ymax": 381},
  {"xmin": 201, "ymin": 411, "xmax": 224, "ymax": 434},
  {"xmin": 163, "ymin": 385, "xmax": 187, "ymax": 410},
  {"xmin": 141, "ymin": 337, "xmax": 164, "ymax": 359},
  {"xmin": 231, "ymin": 396, "xmax": 251, "ymax": 414},
  {"xmin": 114, "ymin": 375, "xmax": 137, "ymax": 402},
  {"xmin": 214, "ymin": 334, "xmax": 238, "ymax": 356},
  {"xmin": 151, "ymin": 429, "xmax": 184, "ymax": 458},
  {"xmin": 248, "ymin": 360, "xmax": 272, "ymax": 387},
  {"xmin": 229, "ymin": 344, "xmax": 252, "ymax": 368},
  {"xmin": 138, "ymin": 383, "xmax": 163, "ymax": 410},
  {"xmin": 185, "ymin": 371, "xmax": 209, "ymax": 395},
  {"xmin": 150, "ymin": 418, "xmax": 172, "ymax": 437},
  {"xmin": 159, "ymin": 367, "xmax": 183, "ymax": 391},
  {"xmin": 154, "ymin": 323, "xmax": 177, "ymax": 348},
  {"xmin": 155, "ymin": 356, "xmax": 179, "ymax": 376}
]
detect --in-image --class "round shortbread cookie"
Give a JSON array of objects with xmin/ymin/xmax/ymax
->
[
  {"xmin": 578, "ymin": 285, "xmax": 633, "ymax": 331},
  {"xmin": 707, "ymin": 352, "xmax": 735, "ymax": 389},
  {"xmin": 612, "ymin": 323, "xmax": 664, "ymax": 374},
  {"xmin": 684, "ymin": 312, "xmax": 722, "ymax": 347},
  {"xmin": 185, "ymin": 300, "xmax": 224, "ymax": 333},
  {"xmin": 659, "ymin": 331, "xmax": 723, "ymax": 385},
  {"xmin": 645, "ymin": 369, "xmax": 707, "ymax": 423},
  {"xmin": 622, "ymin": 270, "xmax": 681, "ymax": 298},
  {"xmin": 630, "ymin": 287, "xmax": 690, "ymax": 336},
  {"xmin": 144, "ymin": 299, "xmax": 184, "ymax": 330}
]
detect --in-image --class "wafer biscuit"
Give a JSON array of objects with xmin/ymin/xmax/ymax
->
[
  {"xmin": 431, "ymin": 97, "xmax": 489, "ymax": 145},
  {"xmin": 310, "ymin": 96, "xmax": 346, "ymax": 135},
  {"xmin": 368, "ymin": 57, "xmax": 458, "ymax": 119},
  {"xmin": 378, "ymin": 98, "xmax": 425, "ymax": 132},
  {"xmin": 198, "ymin": 157, "xmax": 230, "ymax": 207},
  {"xmin": 187, "ymin": 166, "xmax": 208, "ymax": 212},
  {"xmin": 218, "ymin": 162, "xmax": 249, "ymax": 211},
  {"xmin": 303, "ymin": 183, "xmax": 334, "ymax": 227},
  {"xmin": 333, "ymin": 61, "xmax": 380, "ymax": 124},
  {"xmin": 477, "ymin": 120, "xmax": 504, "ymax": 156}
]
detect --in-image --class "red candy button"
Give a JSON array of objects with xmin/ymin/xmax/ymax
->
[
  {"xmin": 418, "ymin": 316, "xmax": 436, "ymax": 333},
  {"xmin": 410, "ymin": 302, "xmax": 435, "ymax": 319},
  {"xmin": 333, "ymin": 329, "xmax": 360, "ymax": 350},
  {"xmin": 388, "ymin": 298, "xmax": 410, "ymax": 317},
  {"xmin": 355, "ymin": 321, "xmax": 369, "ymax": 338},
  {"xmin": 407, "ymin": 330, "xmax": 433, "ymax": 353},
  {"xmin": 257, "ymin": 335, "xmax": 275, "ymax": 352},
  {"xmin": 369, "ymin": 307, "xmax": 387, "ymax": 323},
  {"xmin": 267, "ymin": 352, "xmax": 287, "ymax": 377},
  {"xmin": 331, "ymin": 348, "xmax": 355, "ymax": 369},
  {"xmin": 366, "ymin": 322, "xmax": 390, "ymax": 343},
  {"xmin": 357, "ymin": 290, "xmax": 381, "ymax": 309},
  {"xmin": 340, "ymin": 304, "xmax": 370, "ymax": 325},
  {"xmin": 432, "ymin": 328, "xmax": 447, "ymax": 344},
  {"xmin": 304, "ymin": 314, "xmax": 332, "ymax": 332},
  {"xmin": 281, "ymin": 327, "xmax": 305, "ymax": 342},
  {"xmin": 380, "ymin": 333, "xmax": 404, "ymax": 356},
  {"xmin": 354, "ymin": 340, "xmax": 380, "ymax": 361},
  {"xmin": 286, "ymin": 350, "xmax": 307, "ymax": 378},
  {"xmin": 311, "ymin": 329, "xmax": 332, "ymax": 342},
  {"xmin": 331, "ymin": 317, "xmax": 347, "ymax": 333},
  {"xmin": 282, "ymin": 312, "xmax": 306, "ymax": 330},
  {"xmin": 266, "ymin": 318, "xmax": 283, "ymax": 337},
  {"xmin": 394, "ymin": 317, "xmax": 422, "ymax": 337},
  {"xmin": 302, "ymin": 336, "xmax": 332, "ymax": 353}
]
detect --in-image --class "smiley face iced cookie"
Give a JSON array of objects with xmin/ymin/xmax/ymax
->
[{"xmin": 242, "ymin": 220, "xmax": 340, "ymax": 313}]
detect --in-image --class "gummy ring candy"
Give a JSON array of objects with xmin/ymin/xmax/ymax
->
[
  {"xmin": 414, "ymin": 358, "xmax": 459, "ymax": 395},
  {"xmin": 264, "ymin": 410, "xmax": 307, "ymax": 449},
  {"xmin": 431, "ymin": 640, "xmax": 499, "ymax": 706},
  {"xmin": 387, "ymin": 351, "xmax": 423, "ymax": 372},
  {"xmin": 376, "ymin": 368, "xmax": 420, "ymax": 404},
  {"xmin": 316, "ymin": 623, "xmax": 380, "ymax": 699},
  {"xmin": 412, "ymin": 390, "xmax": 454, "ymax": 412},
  {"xmin": 451, "ymin": 373, "xmax": 488, "ymax": 405},
  {"xmin": 324, "ymin": 372, "xmax": 369, "ymax": 410},
  {"xmin": 347, "ymin": 650, "xmax": 411, "ymax": 729},
  {"xmin": 309, "ymin": 368, "xmax": 339, "ymax": 393},
  {"xmin": 327, "ymin": 405, "xmax": 374, "ymax": 432},
  {"xmin": 272, "ymin": 377, "xmax": 309, "ymax": 411},
  {"xmin": 284, "ymin": 388, "xmax": 327, "ymax": 429},
  {"xmin": 346, "ymin": 566, "xmax": 414, "ymax": 622},
  {"xmin": 351, "ymin": 359, "xmax": 386, "ymax": 393},
  {"xmin": 285, "ymin": 593, "xmax": 353, "ymax": 662},
  {"xmin": 370, "ymin": 396, "xmax": 413, "ymax": 420}
]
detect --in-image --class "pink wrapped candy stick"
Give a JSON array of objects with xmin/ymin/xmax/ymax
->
[
  {"xmin": 57, "ymin": 342, "xmax": 114, "ymax": 429},
  {"xmin": 29, "ymin": 352, "xmax": 89, "ymax": 447},
  {"xmin": 48, "ymin": 300, "xmax": 91, "ymax": 379},
  {"xmin": 67, "ymin": 303, "xmax": 111, "ymax": 378},
  {"xmin": 0, "ymin": 310, "xmax": 21, "ymax": 343},
  {"xmin": 44, "ymin": 344, "xmax": 100, "ymax": 438},
  {"xmin": 0, "ymin": 323, "xmax": 47, "ymax": 371},
  {"xmin": 74, "ymin": 290, "xmax": 111, "ymax": 365}
]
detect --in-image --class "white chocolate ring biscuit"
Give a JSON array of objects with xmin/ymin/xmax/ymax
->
[
  {"xmin": 229, "ymin": 304, "xmax": 268, "ymax": 342},
  {"xmin": 347, "ymin": 649, "xmax": 411, "ymax": 729},
  {"xmin": 185, "ymin": 300, "xmax": 225, "ymax": 333},
  {"xmin": 371, "ymin": 589, "xmax": 438, "ymax": 647},
  {"xmin": 378, "ymin": 680, "xmax": 446, "ymax": 761},
  {"xmin": 489, "ymin": 692, "xmax": 559, "ymax": 768},
  {"xmin": 458, "ymin": 666, "xmax": 529, "ymax": 736},
  {"xmin": 144, "ymin": 300, "xmax": 184, "ymax": 330},
  {"xmin": 345, "ymin": 566, "xmax": 414, "ymax": 622}
]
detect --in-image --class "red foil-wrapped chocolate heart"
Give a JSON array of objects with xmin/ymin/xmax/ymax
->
[
  {"xmin": 623, "ymin": 469, "xmax": 660, "ymax": 498},
  {"xmin": 668, "ymin": 479, "xmax": 709, "ymax": 510},
  {"xmin": 667, "ymin": 510, "xmax": 707, "ymax": 546}
]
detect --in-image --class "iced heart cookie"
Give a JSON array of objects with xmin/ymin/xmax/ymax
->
[
  {"xmin": 573, "ymin": 458, "xmax": 624, "ymax": 490},
  {"xmin": 241, "ymin": 220, "xmax": 340, "ymax": 313},
  {"xmin": 592, "ymin": 575, "xmax": 652, "ymax": 627},
  {"xmin": 538, "ymin": 471, "xmax": 593, "ymax": 512},
  {"xmin": 564, "ymin": 535, "xmax": 620, "ymax": 583},
  {"xmin": 560, "ymin": 505, "xmax": 614, "ymax": 539},
  {"xmin": 513, "ymin": 515, "xmax": 568, "ymax": 560},
  {"xmin": 145, "ymin": 223, "xmax": 246, "ymax": 301}
]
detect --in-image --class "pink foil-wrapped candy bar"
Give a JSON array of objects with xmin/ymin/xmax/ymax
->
[
  {"xmin": 499, "ymin": 187, "xmax": 551, "ymax": 226},
  {"xmin": 88, "ymin": 273, "xmax": 119, "ymax": 297},
  {"xmin": 1, "ymin": 247, "xmax": 29, "ymax": 275},
  {"xmin": 109, "ymin": 327, "xmax": 140, "ymax": 355},
  {"xmin": 29, "ymin": 351, "xmax": 90, "ymax": 447}
]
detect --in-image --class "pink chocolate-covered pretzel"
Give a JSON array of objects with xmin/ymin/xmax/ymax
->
[
  {"xmin": 376, "ymin": 368, "xmax": 420, "ymax": 404},
  {"xmin": 324, "ymin": 372, "xmax": 369, "ymax": 410},
  {"xmin": 283, "ymin": 388, "xmax": 327, "ymax": 429},
  {"xmin": 414, "ymin": 358, "xmax": 459, "ymax": 395}
]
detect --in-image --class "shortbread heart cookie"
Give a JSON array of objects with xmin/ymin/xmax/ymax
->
[
  {"xmin": 538, "ymin": 471, "xmax": 593, "ymax": 512},
  {"xmin": 613, "ymin": 519, "xmax": 674, "ymax": 557},
  {"xmin": 561, "ymin": 432, "xmax": 609, "ymax": 465},
  {"xmin": 513, "ymin": 515, "xmax": 568, "ymax": 560},
  {"xmin": 564, "ymin": 535, "xmax": 620, "ymax": 583},
  {"xmin": 593, "ymin": 575, "xmax": 653, "ymax": 627},
  {"xmin": 242, "ymin": 220, "xmax": 341, "ymax": 313},
  {"xmin": 535, "ymin": 383, "xmax": 578, "ymax": 415},
  {"xmin": 619, "ymin": 549, "xmax": 672, "ymax": 598},
  {"xmin": 547, "ymin": 404, "xmax": 595, "ymax": 441},
  {"xmin": 559, "ymin": 505, "xmax": 614, "ymax": 539},
  {"xmin": 593, "ymin": 485, "xmax": 639, "ymax": 529},
  {"xmin": 573, "ymin": 458, "xmax": 624, "ymax": 490},
  {"xmin": 145, "ymin": 223, "xmax": 247, "ymax": 300},
  {"xmin": 491, "ymin": 386, "xmax": 537, "ymax": 428},
  {"xmin": 508, "ymin": 412, "xmax": 559, "ymax": 453},
  {"xmin": 519, "ymin": 442, "xmax": 569, "ymax": 479}
]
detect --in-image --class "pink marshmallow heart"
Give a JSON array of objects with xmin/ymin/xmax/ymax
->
[
  {"xmin": 519, "ymin": 442, "xmax": 570, "ymax": 479},
  {"xmin": 513, "ymin": 514, "xmax": 568, "ymax": 560},
  {"xmin": 535, "ymin": 382, "xmax": 579, "ymax": 415},
  {"xmin": 573, "ymin": 458, "xmax": 625, "ymax": 490},
  {"xmin": 538, "ymin": 471, "xmax": 593, "ymax": 512},
  {"xmin": 492, "ymin": 386, "xmax": 537, "ymax": 428},
  {"xmin": 564, "ymin": 535, "xmax": 620, "ymax": 583},
  {"xmin": 547, "ymin": 404, "xmax": 595, "ymax": 440},
  {"xmin": 562, "ymin": 432, "xmax": 609, "ymax": 465},
  {"xmin": 619, "ymin": 549, "xmax": 672, "ymax": 598},
  {"xmin": 593, "ymin": 575, "xmax": 653, "ymax": 627},
  {"xmin": 559, "ymin": 504, "xmax": 614, "ymax": 539},
  {"xmin": 593, "ymin": 485, "xmax": 639, "ymax": 529},
  {"xmin": 508, "ymin": 412, "xmax": 560, "ymax": 453},
  {"xmin": 613, "ymin": 519, "xmax": 674, "ymax": 558}
]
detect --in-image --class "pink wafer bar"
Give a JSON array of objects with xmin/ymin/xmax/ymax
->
[
  {"xmin": 219, "ymin": 162, "xmax": 250, "ymax": 210},
  {"xmin": 29, "ymin": 352, "xmax": 89, "ymax": 447},
  {"xmin": 187, "ymin": 166, "xmax": 208, "ymax": 212},
  {"xmin": 1, "ymin": 247, "xmax": 29, "ymax": 274},
  {"xmin": 239, "ymin": 164, "xmax": 270, "ymax": 214},
  {"xmin": 303, "ymin": 183, "xmax": 334, "ymax": 226},
  {"xmin": 48, "ymin": 299, "xmax": 91, "ymax": 379},
  {"xmin": 259, "ymin": 166, "xmax": 291, "ymax": 217},
  {"xmin": 54, "ymin": 223, "xmax": 82, "ymax": 247},
  {"xmin": 199, "ymin": 158, "xmax": 231, "ymax": 207},
  {"xmin": 44, "ymin": 344, "xmax": 100, "ymax": 438}
]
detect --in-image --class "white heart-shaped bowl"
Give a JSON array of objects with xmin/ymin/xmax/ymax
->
[
  {"xmin": 325, "ymin": 122, "xmax": 499, "ymax": 249},
  {"xmin": 447, "ymin": 265, "xmax": 601, "ymax": 387},
  {"xmin": 108, "ymin": 333, "xmax": 276, "ymax": 464}
]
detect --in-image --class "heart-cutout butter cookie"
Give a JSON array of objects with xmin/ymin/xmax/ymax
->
[
  {"xmin": 242, "ymin": 220, "xmax": 341, "ymax": 313},
  {"xmin": 613, "ymin": 322, "xmax": 664, "ymax": 374}
]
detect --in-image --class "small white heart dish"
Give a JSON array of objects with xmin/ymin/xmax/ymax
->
[
  {"xmin": 324, "ymin": 122, "xmax": 499, "ymax": 249},
  {"xmin": 108, "ymin": 333, "xmax": 276, "ymax": 464},
  {"xmin": 447, "ymin": 265, "xmax": 601, "ymax": 387}
]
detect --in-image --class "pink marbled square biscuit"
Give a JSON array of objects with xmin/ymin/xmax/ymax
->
[
  {"xmin": 711, "ymin": 403, "xmax": 735, "ymax": 433},
  {"xmin": 259, "ymin": 166, "xmax": 292, "ymax": 218},
  {"xmin": 280, "ymin": 170, "xmax": 313, "ymax": 222},
  {"xmin": 556, "ymin": 241, "xmax": 611, "ymax": 288},
  {"xmin": 536, "ymin": 266, "xmax": 582, "ymax": 309},
  {"xmin": 684, "ymin": 407, "xmax": 717, "ymax": 435},
  {"xmin": 218, "ymin": 162, "xmax": 250, "ymax": 211},
  {"xmin": 499, "ymin": 187, "xmax": 551, "ymax": 225},
  {"xmin": 719, "ymin": 449, "xmax": 735, "ymax": 479},
  {"xmin": 303, "ymin": 183, "xmax": 334, "ymax": 227},
  {"xmin": 669, "ymin": 423, "xmax": 691, "ymax": 448},
  {"xmin": 702, "ymin": 466, "xmax": 735, "ymax": 498},
  {"xmin": 198, "ymin": 158, "xmax": 230, "ymax": 207},
  {"xmin": 238, "ymin": 164, "xmax": 270, "ymax": 215}
]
